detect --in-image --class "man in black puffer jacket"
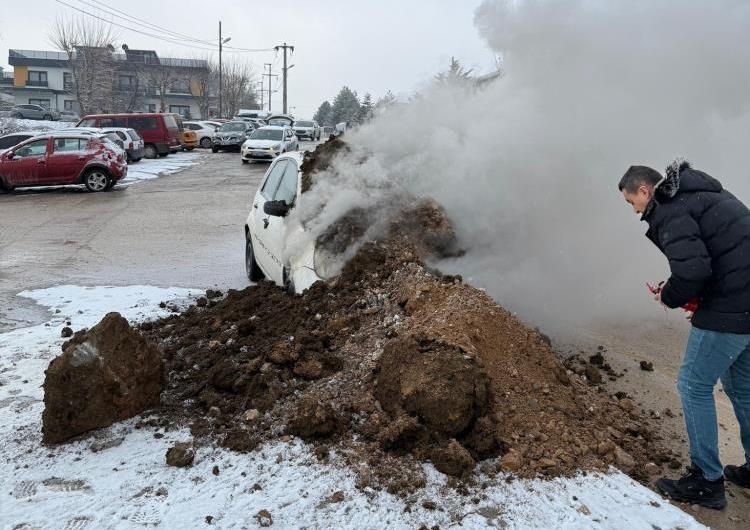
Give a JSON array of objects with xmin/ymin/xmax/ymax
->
[{"xmin": 619, "ymin": 159, "xmax": 750, "ymax": 510}]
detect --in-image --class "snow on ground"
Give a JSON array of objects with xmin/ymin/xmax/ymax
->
[
  {"xmin": 121, "ymin": 151, "xmax": 204, "ymax": 185},
  {"xmin": 0, "ymin": 286, "xmax": 706, "ymax": 530}
]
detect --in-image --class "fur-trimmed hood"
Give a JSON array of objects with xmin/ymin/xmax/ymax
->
[{"xmin": 642, "ymin": 158, "xmax": 722, "ymax": 219}]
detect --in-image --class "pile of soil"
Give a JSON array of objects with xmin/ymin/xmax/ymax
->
[
  {"xmin": 138, "ymin": 226, "xmax": 678, "ymax": 494},
  {"xmin": 299, "ymin": 136, "xmax": 350, "ymax": 193}
]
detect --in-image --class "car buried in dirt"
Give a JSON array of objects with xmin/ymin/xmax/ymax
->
[{"xmin": 244, "ymin": 151, "xmax": 321, "ymax": 292}]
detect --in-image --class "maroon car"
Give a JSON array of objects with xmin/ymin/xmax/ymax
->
[{"xmin": 0, "ymin": 134, "xmax": 127, "ymax": 193}]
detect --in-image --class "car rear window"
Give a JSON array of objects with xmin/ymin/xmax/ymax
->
[
  {"xmin": 163, "ymin": 115, "xmax": 178, "ymax": 129},
  {"xmin": 78, "ymin": 118, "xmax": 96, "ymax": 127},
  {"xmin": 53, "ymin": 138, "xmax": 86, "ymax": 152}
]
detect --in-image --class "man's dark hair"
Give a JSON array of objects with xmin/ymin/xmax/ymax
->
[{"xmin": 618, "ymin": 165, "xmax": 663, "ymax": 192}]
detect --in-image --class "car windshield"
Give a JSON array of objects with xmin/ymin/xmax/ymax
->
[
  {"xmin": 220, "ymin": 123, "xmax": 246, "ymax": 132},
  {"xmin": 250, "ymin": 129, "xmax": 283, "ymax": 141},
  {"xmin": 295, "ymin": 121, "xmax": 313, "ymax": 127}
]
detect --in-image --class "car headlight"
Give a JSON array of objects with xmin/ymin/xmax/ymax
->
[{"xmin": 275, "ymin": 143, "xmax": 282, "ymax": 150}]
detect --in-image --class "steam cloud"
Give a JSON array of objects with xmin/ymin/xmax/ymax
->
[{"xmin": 293, "ymin": 0, "xmax": 750, "ymax": 333}]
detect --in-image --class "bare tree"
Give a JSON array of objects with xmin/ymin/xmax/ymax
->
[
  {"xmin": 193, "ymin": 57, "xmax": 218, "ymax": 119},
  {"xmin": 220, "ymin": 59, "xmax": 257, "ymax": 118},
  {"xmin": 146, "ymin": 61, "xmax": 179, "ymax": 113},
  {"xmin": 49, "ymin": 16, "xmax": 119, "ymax": 115}
]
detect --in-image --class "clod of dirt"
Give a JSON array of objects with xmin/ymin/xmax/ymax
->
[
  {"xmin": 42, "ymin": 312, "xmax": 162, "ymax": 444},
  {"xmin": 299, "ymin": 136, "xmax": 350, "ymax": 193},
  {"xmin": 255, "ymin": 509, "xmax": 273, "ymax": 527},
  {"xmin": 640, "ymin": 360, "xmax": 654, "ymax": 372},
  {"xmin": 430, "ymin": 439, "xmax": 476, "ymax": 477},
  {"xmin": 166, "ymin": 442, "xmax": 195, "ymax": 467},
  {"xmin": 287, "ymin": 397, "xmax": 343, "ymax": 440},
  {"xmin": 60, "ymin": 326, "xmax": 73, "ymax": 338},
  {"xmin": 375, "ymin": 336, "xmax": 492, "ymax": 438}
]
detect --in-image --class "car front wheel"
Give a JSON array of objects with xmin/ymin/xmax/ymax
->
[
  {"xmin": 83, "ymin": 169, "xmax": 111, "ymax": 192},
  {"xmin": 246, "ymin": 236, "xmax": 265, "ymax": 282},
  {"xmin": 200, "ymin": 137, "xmax": 212, "ymax": 148}
]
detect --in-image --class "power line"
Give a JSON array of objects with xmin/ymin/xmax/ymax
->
[
  {"xmin": 54, "ymin": 0, "xmax": 274, "ymax": 53},
  {"xmin": 81, "ymin": 0, "xmax": 271, "ymax": 52}
]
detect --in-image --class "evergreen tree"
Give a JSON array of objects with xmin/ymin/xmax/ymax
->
[
  {"xmin": 331, "ymin": 86, "xmax": 361, "ymax": 125},
  {"xmin": 434, "ymin": 56, "xmax": 474, "ymax": 86},
  {"xmin": 375, "ymin": 90, "xmax": 397, "ymax": 112},
  {"xmin": 359, "ymin": 92, "xmax": 374, "ymax": 123},
  {"xmin": 313, "ymin": 100, "xmax": 333, "ymax": 126}
]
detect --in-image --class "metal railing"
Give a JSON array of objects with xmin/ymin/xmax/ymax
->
[
  {"xmin": 10, "ymin": 49, "xmax": 208, "ymax": 69},
  {"xmin": 10, "ymin": 49, "xmax": 69, "ymax": 61},
  {"xmin": 26, "ymin": 80, "xmax": 49, "ymax": 87}
]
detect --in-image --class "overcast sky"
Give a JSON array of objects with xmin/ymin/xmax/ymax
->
[{"xmin": 0, "ymin": 0, "xmax": 497, "ymax": 117}]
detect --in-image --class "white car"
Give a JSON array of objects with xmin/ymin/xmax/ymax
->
[
  {"xmin": 240, "ymin": 126, "xmax": 298, "ymax": 163},
  {"xmin": 183, "ymin": 121, "xmax": 218, "ymax": 149},
  {"xmin": 244, "ymin": 152, "xmax": 321, "ymax": 292},
  {"xmin": 293, "ymin": 120, "xmax": 321, "ymax": 141}
]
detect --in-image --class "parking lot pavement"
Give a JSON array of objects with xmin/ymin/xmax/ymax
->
[{"xmin": 0, "ymin": 142, "xmax": 320, "ymax": 332}]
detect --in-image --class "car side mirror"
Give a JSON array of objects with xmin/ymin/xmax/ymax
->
[
  {"xmin": 5, "ymin": 152, "xmax": 15, "ymax": 159},
  {"xmin": 264, "ymin": 200, "xmax": 290, "ymax": 217}
]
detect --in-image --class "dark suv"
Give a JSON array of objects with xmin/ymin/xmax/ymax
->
[{"xmin": 212, "ymin": 121, "xmax": 254, "ymax": 152}]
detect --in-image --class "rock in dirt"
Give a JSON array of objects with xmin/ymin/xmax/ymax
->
[
  {"xmin": 42, "ymin": 312, "xmax": 163, "ymax": 444},
  {"xmin": 374, "ymin": 335, "xmax": 492, "ymax": 438},
  {"xmin": 640, "ymin": 360, "xmax": 654, "ymax": 372},
  {"xmin": 166, "ymin": 442, "xmax": 195, "ymax": 467},
  {"xmin": 255, "ymin": 509, "xmax": 273, "ymax": 527},
  {"xmin": 61, "ymin": 326, "xmax": 73, "ymax": 338},
  {"xmin": 430, "ymin": 439, "xmax": 476, "ymax": 477}
]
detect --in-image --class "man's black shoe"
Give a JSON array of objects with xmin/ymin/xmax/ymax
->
[
  {"xmin": 655, "ymin": 465, "xmax": 727, "ymax": 510},
  {"xmin": 724, "ymin": 463, "xmax": 750, "ymax": 488}
]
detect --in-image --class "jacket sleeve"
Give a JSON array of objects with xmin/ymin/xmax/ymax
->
[{"xmin": 658, "ymin": 213, "xmax": 712, "ymax": 308}]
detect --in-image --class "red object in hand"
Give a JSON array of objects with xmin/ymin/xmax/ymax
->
[{"xmin": 646, "ymin": 281, "xmax": 699, "ymax": 313}]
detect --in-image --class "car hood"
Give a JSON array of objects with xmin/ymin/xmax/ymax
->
[{"xmin": 243, "ymin": 139, "xmax": 280, "ymax": 148}]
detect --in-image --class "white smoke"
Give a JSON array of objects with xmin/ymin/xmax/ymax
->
[{"xmin": 292, "ymin": 0, "xmax": 750, "ymax": 333}]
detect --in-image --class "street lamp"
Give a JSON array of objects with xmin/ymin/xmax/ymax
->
[{"xmin": 218, "ymin": 22, "xmax": 231, "ymax": 118}]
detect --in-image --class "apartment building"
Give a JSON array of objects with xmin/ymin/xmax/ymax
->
[{"xmin": 1, "ymin": 48, "xmax": 214, "ymax": 118}]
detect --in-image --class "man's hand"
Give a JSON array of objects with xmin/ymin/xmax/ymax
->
[{"xmin": 654, "ymin": 289, "xmax": 667, "ymax": 309}]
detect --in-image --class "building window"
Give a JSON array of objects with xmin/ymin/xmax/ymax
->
[
  {"xmin": 118, "ymin": 75, "xmax": 136, "ymax": 90},
  {"xmin": 27, "ymin": 71, "xmax": 48, "ymax": 87},
  {"xmin": 170, "ymin": 79, "xmax": 190, "ymax": 94},
  {"xmin": 147, "ymin": 104, "xmax": 157, "ymax": 113},
  {"xmin": 169, "ymin": 105, "xmax": 191, "ymax": 118},
  {"xmin": 63, "ymin": 72, "xmax": 73, "ymax": 90},
  {"xmin": 29, "ymin": 99, "xmax": 51, "ymax": 108},
  {"xmin": 64, "ymin": 100, "xmax": 75, "ymax": 111}
]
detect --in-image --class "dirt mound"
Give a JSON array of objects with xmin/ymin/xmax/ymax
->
[
  {"xmin": 43, "ymin": 312, "xmax": 163, "ymax": 444},
  {"xmin": 299, "ymin": 135, "xmax": 350, "ymax": 193}
]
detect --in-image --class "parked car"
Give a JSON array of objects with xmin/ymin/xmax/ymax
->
[
  {"xmin": 183, "ymin": 121, "xmax": 217, "ymax": 149},
  {"xmin": 59, "ymin": 110, "xmax": 80, "ymax": 122},
  {"xmin": 334, "ymin": 122, "xmax": 347, "ymax": 136},
  {"xmin": 265, "ymin": 114, "xmax": 294, "ymax": 127},
  {"xmin": 0, "ymin": 132, "xmax": 43, "ymax": 154},
  {"xmin": 10, "ymin": 104, "xmax": 60, "ymax": 121},
  {"xmin": 101, "ymin": 128, "xmax": 144, "ymax": 162},
  {"xmin": 169, "ymin": 114, "xmax": 197, "ymax": 151},
  {"xmin": 293, "ymin": 120, "xmax": 321, "ymax": 141},
  {"xmin": 0, "ymin": 133, "xmax": 127, "ymax": 193},
  {"xmin": 240, "ymin": 126, "xmax": 298, "ymax": 162},
  {"xmin": 244, "ymin": 152, "xmax": 320, "ymax": 292},
  {"xmin": 322, "ymin": 126, "xmax": 335, "ymax": 136},
  {"xmin": 212, "ymin": 121, "xmax": 255, "ymax": 152},
  {"xmin": 77, "ymin": 113, "xmax": 181, "ymax": 159}
]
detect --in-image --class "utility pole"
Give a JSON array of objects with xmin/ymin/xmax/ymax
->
[
  {"xmin": 256, "ymin": 80, "xmax": 264, "ymax": 111},
  {"xmin": 263, "ymin": 63, "xmax": 278, "ymax": 112},
  {"xmin": 274, "ymin": 43, "xmax": 294, "ymax": 114},
  {"xmin": 218, "ymin": 21, "xmax": 231, "ymax": 117}
]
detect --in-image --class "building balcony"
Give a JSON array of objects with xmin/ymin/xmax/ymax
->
[{"xmin": 26, "ymin": 80, "xmax": 49, "ymax": 87}]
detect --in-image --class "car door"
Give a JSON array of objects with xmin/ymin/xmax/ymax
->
[
  {"xmin": 263, "ymin": 159, "xmax": 300, "ymax": 284},
  {"xmin": 46, "ymin": 137, "xmax": 86, "ymax": 183},
  {"xmin": 252, "ymin": 159, "xmax": 288, "ymax": 282},
  {"xmin": 4, "ymin": 138, "xmax": 49, "ymax": 185}
]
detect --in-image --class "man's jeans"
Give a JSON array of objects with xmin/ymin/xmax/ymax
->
[{"xmin": 677, "ymin": 326, "xmax": 750, "ymax": 480}]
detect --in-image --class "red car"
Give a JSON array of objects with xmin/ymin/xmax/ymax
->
[
  {"xmin": 0, "ymin": 133, "xmax": 127, "ymax": 192},
  {"xmin": 78, "ymin": 113, "xmax": 181, "ymax": 159}
]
